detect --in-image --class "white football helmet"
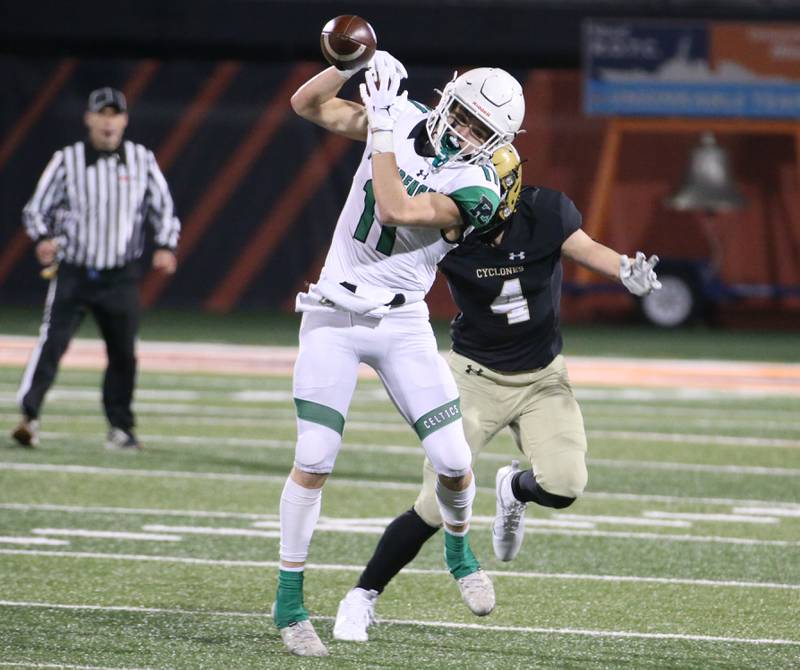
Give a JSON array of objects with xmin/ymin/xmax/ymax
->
[{"xmin": 426, "ymin": 67, "xmax": 525, "ymax": 170}]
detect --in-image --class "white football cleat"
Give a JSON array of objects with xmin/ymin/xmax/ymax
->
[
  {"xmin": 493, "ymin": 460, "xmax": 528, "ymax": 561},
  {"xmin": 456, "ymin": 569, "xmax": 495, "ymax": 616},
  {"xmin": 280, "ymin": 619, "xmax": 329, "ymax": 656},
  {"xmin": 333, "ymin": 587, "xmax": 378, "ymax": 641}
]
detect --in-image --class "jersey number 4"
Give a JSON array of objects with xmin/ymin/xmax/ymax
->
[
  {"xmin": 490, "ymin": 278, "xmax": 530, "ymax": 324},
  {"xmin": 352, "ymin": 180, "xmax": 397, "ymax": 255}
]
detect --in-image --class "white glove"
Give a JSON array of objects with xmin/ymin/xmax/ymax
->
[
  {"xmin": 369, "ymin": 50, "xmax": 408, "ymax": 83},
  {"xmin": 359, "ymin": 62, "xmax": 407, "ymax": 153},
  {"xmin": 335, "ymin": 49, "xmax": 407, "ymax": 81},
  {"xmin": 620, "ymin": 251, "xmax": 662, "ymax": 296}
]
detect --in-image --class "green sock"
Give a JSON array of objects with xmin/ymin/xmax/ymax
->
[
  {"xmin": 274, "ymin": 570, "xmax": 309, "ymax": 628},
  {"xmin": 444, "ymin": 530, "xmax": 481, "ymax": 580}
]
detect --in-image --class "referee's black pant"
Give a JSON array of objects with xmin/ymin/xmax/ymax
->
[{"xmin": 17, "ymin": 262, "xmax": 140, "ymax": 433}]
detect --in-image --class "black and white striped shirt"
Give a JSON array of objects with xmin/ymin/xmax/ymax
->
[{"xmin": 22, "ymin": 140, "xmax": 180, "ymax": 270}]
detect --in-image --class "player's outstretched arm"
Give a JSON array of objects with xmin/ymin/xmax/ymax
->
[
  {"xmin": 290, "ymin": 67, "xmax": 368, "ymax": 141},
  {"xmin": 562, "ymin": 229, "xmax": 661, "ymax": 296},
  {"xmin": 561, "ymin": 229, "xmax": 621, "ymax": 280},
  {"xmin": 360, "ymin": 64, "xmax": 462, "ymax": 234}
]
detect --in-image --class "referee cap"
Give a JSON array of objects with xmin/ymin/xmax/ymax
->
[{"xmin": 87, "ymin": 87, "xmax": 127, "ymax": 113}]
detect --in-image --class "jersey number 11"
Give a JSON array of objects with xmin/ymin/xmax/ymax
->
[{"xmin": 352, "ymin": 180, "xmax": 397, "ymax": 255}]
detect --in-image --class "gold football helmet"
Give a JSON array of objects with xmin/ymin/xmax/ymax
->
[{"xmin": 492, "ymin": 144, "xmax": 522, "ymax": 220}]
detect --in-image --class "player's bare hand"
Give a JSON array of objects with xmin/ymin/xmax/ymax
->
[
  {"xmin": 35, "ymin": 239, "xmax": 58, "ymax": 266},
  {"xmin": 152, "ymin": 249, "xmax": 177, "ymax": 275}
]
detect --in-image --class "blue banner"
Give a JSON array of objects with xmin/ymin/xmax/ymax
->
[{"xmin": 583, "ymin": 20, "xmax": 800, "ymax": 118}]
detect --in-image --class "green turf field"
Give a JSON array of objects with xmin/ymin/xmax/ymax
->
[{"xmin": 1, "ymin": 323, "xmax": 799, "ymax": 669}]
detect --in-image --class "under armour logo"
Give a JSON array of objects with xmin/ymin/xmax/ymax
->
[
  {"xmin": 416, "ymin": 169, "xmax": 428, "ymax": 179},
  {"xmin": 465, "ymin": 364, "xmax": 483, "ymax": 376},
  {"xmin": 509, "ymin": 251, "xmax": 526, "ymax": 261}
]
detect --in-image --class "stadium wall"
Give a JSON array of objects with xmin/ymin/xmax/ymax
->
[{"xmin": 1, "ymin": 56, "xmax": 798, "ymax": 322}]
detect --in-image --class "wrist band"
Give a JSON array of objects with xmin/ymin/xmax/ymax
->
[
  {"xmin": 372, "ymin": 130, "xmax": 394, "ymax": 153},
  {"xmin": 334, "ymin": 66, "xmax": 358, "ymax": 80}
]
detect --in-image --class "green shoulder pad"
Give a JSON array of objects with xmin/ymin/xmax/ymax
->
[{"xmin": 449, "ymin": 185, "xmax": 501, "ymax": 230}]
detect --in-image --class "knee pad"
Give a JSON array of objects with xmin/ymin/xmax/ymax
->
[
  {"xmin": 422, "ymin": 421, "xmax": 471, "ymax": 478},
  {"xmin": 294, "ymin": 419, "xmax": 341, "ymax": 474}
]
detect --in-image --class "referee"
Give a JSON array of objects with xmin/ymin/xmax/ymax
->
[{"xmin": 11, "ymin": 87, "xmax": 181, "ymax": 450}]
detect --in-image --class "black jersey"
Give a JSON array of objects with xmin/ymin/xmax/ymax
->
[{"xmin": 438, "ymin": 186, "xmax": 581, "ymax": 372}]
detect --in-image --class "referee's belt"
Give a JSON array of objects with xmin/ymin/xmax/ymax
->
[{"xmin": 295, "ymin": 277, "xmax": 424, "ymax": 318}]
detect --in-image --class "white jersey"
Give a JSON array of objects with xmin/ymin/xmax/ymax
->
[{"xmin": 321, "ymin": 101, "xmax": 501, "ymax": 294}]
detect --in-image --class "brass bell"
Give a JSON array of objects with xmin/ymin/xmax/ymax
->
[{"xmin": 664, "ymin": 132, "xmax": 746, "ymax": 213}]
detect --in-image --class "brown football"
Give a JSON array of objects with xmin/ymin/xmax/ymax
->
[{"xmin": 320, "ymin": 15, "xmax": 377, "ymax": 71}]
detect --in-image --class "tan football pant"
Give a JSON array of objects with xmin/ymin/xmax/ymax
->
[{"xmin": 414, "ymin": 351, "xmax": 588, "ymax": 527}]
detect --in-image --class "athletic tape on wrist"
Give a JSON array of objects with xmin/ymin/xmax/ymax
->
[{"xmin": 372, "ymin": 130, "xmax": 394, "ymax": 153}]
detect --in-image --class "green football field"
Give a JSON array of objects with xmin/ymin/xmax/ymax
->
[{"xmin": 0, "ymin": 319, "xmax": 799, "ymax": 669}]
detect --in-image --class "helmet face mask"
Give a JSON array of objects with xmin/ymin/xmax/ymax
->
[{"xmin": 426, "ymin": 68, "xmax": 525, "ymax": 171}]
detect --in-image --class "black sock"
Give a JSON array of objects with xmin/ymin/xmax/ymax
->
[
  {"xmin": 511, "ymin": 470, "xmax": 576, "ymax": 509},
  {"xmin": 356, "ymin": 508, "xmax": 439, "ymax": 594}
]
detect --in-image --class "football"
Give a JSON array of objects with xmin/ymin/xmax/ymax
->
[{"xmin": 320, "ymin": 15, "xmax": 377, "ymax": 71}]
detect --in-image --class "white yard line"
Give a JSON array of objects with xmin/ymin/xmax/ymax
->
[
  {"xmin": 5, "ymin": 376, "xmax": 798, "ymax": 416},
  {"xmin": 589, "ymin": 458, "xmax": 800, "ymax": 476},
  {"xmin": 0, "ymin": 389, "xmax": 203, "ymax": 402},
  {"xmin": 588, "ymin": 416, "xmax": 800, "ymax": 432},
  {"xmin": 643, "ymin": 511, "xmax": 779, "ymax": 524},
  {"xmin": 0, "ymin": 503, "xmax": 279, "ymax": 521},
  {"xmin": 4, "ymin": 406, "xmax": 800, "ymax": 447},
  {"xmin": 0, "ymin": 663, "xmax": 154, "ymax": 670},
  {"xmin": 0, "ymin": 600, "xmax": 797, "ymax": 647},
  {"xmin": 523, "ymin": 527, "xmax": 797, "ymax": 546},
  {"xmin": 141, "ymin": 525, "xmax": 281, "ymax": 539},
  {"xmin": 0, "ymin": 462, "xmax": 419, "ymax": 490},
  {"xmin": 549, "ymin": 514, "xmax": 690, "ymax": 528},
  {"xmin": 578, "ymin": 400, "xmax": 800, "ymax": 417},
  {"xmin": 734, "ymin": 506, "xmax": 800, "ymax": 517},
  {"xmin": 31, "ymin": 529, "xmax": 182, "ymax": 542},
  {"xmin": 588, "ymin": 431, "xmax": 800, "ymax": 449},
  {"xmin": 14, "ymin": 426, "xmax": 800, "ymax": 477},
  {"xmin": 3, "ymin": 462, "xmax": 798, "ymax": 509},
  {"xmin": 32, "ymin": 423, "xmax": 800, "ymax": 450},
  {"xmin": 583, "ymin": 491, "xmax": 800, "ymax": 508},
  {"xmin": 0, "ymin": 536, "xmax": 68, "ymax": 546},
  {"xmin": 4, "ymin": 387, "xmax": 800, "ymax": 423},
  {"xmin": 2, "ymin": 549, "xmax": 798, "ymax": 584},
  {"xmin": 0, "ymin": 503, "xmax": 589, "ymax": 531},
  {"xmin": 369, "ymin": 618, "xmax": 800, "ymax": 646},
  {"xmin": 4, "ymin": 411, "xmax": 800, "ymax": 437}
]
